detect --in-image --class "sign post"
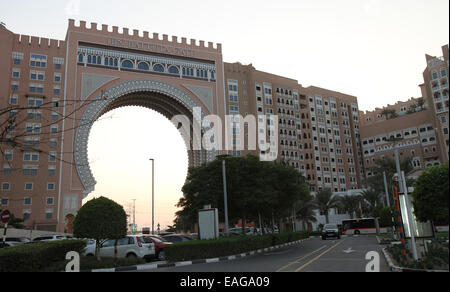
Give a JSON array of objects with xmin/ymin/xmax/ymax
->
[{"xmin": 1, "ymin": 210, "xmax": 11, "ymax": 243}]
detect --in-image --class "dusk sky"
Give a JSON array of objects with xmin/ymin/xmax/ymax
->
[{"xmin": 1, "ymin": 0, "xmax": 448, "ymax": 229}]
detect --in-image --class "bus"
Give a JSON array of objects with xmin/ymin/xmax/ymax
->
[{"xmin": 341, "ymin": 218, "xmax": 388, "ymax": 235}]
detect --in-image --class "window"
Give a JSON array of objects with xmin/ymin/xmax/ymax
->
[
  {"xmin": 1, "ymin": 198, "xmax": 8, "ymax": 206},
  {"xmin": 54, "ymin": 73, "xmax": 61, "ymax": 83},
  {"xmin": 153, "ymin": 64, "xmax": 164, "ymax": 72},
  {"xmin": 1, "ymin": 183, "xmax": 10, "ymax": 191},
  {"xmin": 26, "ymin": 123, "xmax": 41, "ymax": 134},
  {"xmin": 24, "ymin": 197, "xmax": 32, "ymax": 205},
  {"xmin": 441, "ymin": 68, "xmax": 447, "ymax": 77},
  {"xmin": 4, "ymin": 150, "xmax": 13, "ymax": 161},
  {"xmin": 30, "ymin": 54, "xmax": 47, "ymax": 68},
  {"xmin": 30, "ymin": 70, "xmax": 45, "ymax": 81},
  {"xmin": 9, "ymin": 94, "xmax": 18, "ymax": 105},
  {"xmin": 49, "ymin": 152, "xmax": 57, "ymax": 162},
  {"xmin": 28, "ymin": 97, "xmax": 43, "ymax": 107},
  {"xmin": 23, "ymin": 151, "xmax": 39, "ymax": 162},
  {"xmin": 46, "ymin": 197, "xmax": 54, "ymax": 205},
  {"xmin": 47, "ymin": 183, "xmax": 56, "ymax": 191},
  {"xmin": 12, "ymin": 69, "xmax": 20, "ymax": 78},
  {"xmin": 229, "ymin": 105, "xmax": 239, "ymax": 113},
  {"xmin": 48, "ymin": 165, "xmax": 56, "ymax": 176},
  {"xmin": 229, "ymin": 95, "xmax": 238, "ymax": 102},
  {"xmin": 168, "ymin": 66, "xmax": 179, "ymax": 74},
  {"xmin": 121, "ymin": 60, "xmax": 134, "ymax": 69},
  {"xmin": 25, "ymin": 183, "xmax": 33, "ymax": 190},
  {"xmin": 23, "ymin": 210, "xmax": 31, "ymax": 220},
  {"xmin": 51, "ymin": 112, "xmax": 58, "ymax": 121},
  {"xmin": 50, "ymin": 125, "xmax": 58, "ymax": 134},
  {"xmin": 54, "ymin": 86, "xmax": 60, "ymax": 95},
  {"xmin": 137, "ymin": 62, "xmax": 149, "ymax": 70},
  {"xmin": 45, "ymin": 209, "xmax": 53, "ymax": 219},
  {"xmin": 11, "ymin": 81, "xmax": 19, "ymax": 91}
]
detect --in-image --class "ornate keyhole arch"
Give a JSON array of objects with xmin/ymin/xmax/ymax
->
[{"xmin": 74, "ymin": 79, "xmax": 216, "ymax": 198}]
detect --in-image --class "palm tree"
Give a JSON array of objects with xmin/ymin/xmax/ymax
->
[
  {"xmin": 339, "ymin": 195, "xmax": 362, "ymax": 219},
  {"xmin": 360, "ymin": 188, "xmax": 382, "ymax": 217},
  {"xmin": 295, "ymin": 199, "xmax": 317, "ymax": 231},
  {"xmin": 380, "ymin": 108, "xmax": 398, "ymax": 120},
  {"xmin": 313, "ymin": 188, "xmax": 340, "ymax": 224},
  {"xmin": 363, "ymin": 156, "xmax": 414, "ymax": 199}
]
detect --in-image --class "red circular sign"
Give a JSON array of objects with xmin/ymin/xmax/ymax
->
[{"xmin": 1, "ymin": 210, "xmax": 11, "ymax": 224}]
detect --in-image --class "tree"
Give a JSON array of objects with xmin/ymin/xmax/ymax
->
[
  {"xmin": 338, "ymin": 195, "xmax": 362, "ymax": 219},
  {"xmin": 73, "ymin": 196, "xmax": 127, "ymax": 260},
  {"xmin": 380, "ymin": 108, "xmax": 398, "ymax": 120},
  {"xmin": 313, "ymin": 188, "xmax": 340, "ymax": 224},
  {"xmin": 359, "ymin": 188, "xmax": 382, "ymax": 217},
  {"xmin": 363, "ymin": 156, "xmax": 414, "ymax": 206},
  {"xmin": 0, "ymin": 210, "xmax": 24, "ymax": 229},
  {"xmin": 0, "ymin": 95, "xmax": 110, "ymax": 175},
  {"xmin": 411, "ymin": 163, "xmax": 449, "ymax": 226},
  {"xmin": 372, "ymin": 205, "xmax": 395, "ymax": 228},
  {"xmin": 295, "ymin": 196, "xmax": 317, "ymax": 231},
  {"xmin": 177, "ymin": 154, "xmax": 310, "ymax": 235}
]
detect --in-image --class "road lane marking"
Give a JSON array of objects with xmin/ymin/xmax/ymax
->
[
  {"xmin": 276, "ymin": 245, "xmax": 327, "ymax": 272},
  {"xmin": 294, "ymin": 239, "xmax": 347, "ymax": 272}
]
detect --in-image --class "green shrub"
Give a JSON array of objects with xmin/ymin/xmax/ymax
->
[
  {"xmin": 165, "ymin": 231, "xmax": 310, "ymax": 262},
  {"xmin": 0, "ymin": 239, "xmax": 86, "ymax": 272}
]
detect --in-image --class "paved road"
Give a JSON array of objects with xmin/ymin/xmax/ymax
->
[{"xmin": 137, "ymin": 235, "xmax": 390, "ymax": 272}]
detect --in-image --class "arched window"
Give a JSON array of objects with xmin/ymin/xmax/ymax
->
[
  {"xmin": 114, "ymin": 59, "xmax": 118, "ymax": 67},
  {"xmin": 104, "ymin": 57, "xmax": 109, "ymax": 66},
  {"xmin": 168, "ymin": 66, "xmax": 179, "ymax": 74},
  {"xmin": 87, "ymin": 55, "xmax": 92, "ymax": 63},
  {"xmin": 138, "ymin": 62, "xmax": 149, "ymax": 70},
  {"xmin": 78, "ymin": 54, "xmax": 83, "ymax": 63},
  {"xmin": 97, "ymin": 56, "xmax": 101, "ymax": 65},
  {"xmin": 153, "ymin": 64, "xmax": 164, "ymax": 72},
  {"xmin": 121, "ymin": 60, "xmax": 134, "ymax": 69}
]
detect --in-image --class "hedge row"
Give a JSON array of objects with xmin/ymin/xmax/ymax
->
[
  {"xmin": 0, "ymin": 239, "xmax": 86, "ymax": 272},
  {"xmin": 165, "ymin": 231, "xmax": 314, "ymax": 262}
]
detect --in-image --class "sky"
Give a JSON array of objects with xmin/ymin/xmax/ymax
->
[{"xmin": 1, "ymin": 0, "xmax": 448, "ymax": 229}]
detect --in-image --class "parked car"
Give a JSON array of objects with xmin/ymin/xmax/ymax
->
[
  {"xmin": 161, "ymin": 234, "xmax": 195, "ymax": 243},
  {"xmin": 32, "ymin": 235, "xmax": 72, "ymax": 242},
  {"xmin": 83, "ymin": 235, "xmax": 155, "ymax": 261},
  {"xmin": 0, "ymin": 242, "xmax": 14, "ymax": 248},
  {"xmin": 2, "ymin": 237, "xmax": 30, "ymax": 246},
  {"xmin": 228, "ymin": 227, "xmax": 255, "ymax": 235},
  {"xmin": 142, "ymin": 235, "xmax": 173, "ymax": 261},
  {"xmin": 321, "ymin": 223, "xmax": 341, "ymax": 240}
]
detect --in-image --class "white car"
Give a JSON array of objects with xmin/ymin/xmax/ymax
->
[
  {"xmin": 32, "ymin": 235, "xmax": 72, "ymax": 242},
  {"xmin": 83, "ymin": 235, "xmax": 155, "ymax": 260},
  {"xmin": 2, "ymin": 237, "xmax": 31, "ymax": 246}
]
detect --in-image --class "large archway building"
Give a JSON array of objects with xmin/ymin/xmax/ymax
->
[{"xmin": 1, "ymin": 20, "xmax": 447, "ymax": 232}]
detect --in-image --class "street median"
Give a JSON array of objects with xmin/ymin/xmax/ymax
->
[{"xmin": 164, "ymin": 231, "xmax": 315, "ymax": 262}]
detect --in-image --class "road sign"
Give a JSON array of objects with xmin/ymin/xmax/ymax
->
[{"xmin": 1, "ymin": 210, "xmax": 11, "ymax": 224}]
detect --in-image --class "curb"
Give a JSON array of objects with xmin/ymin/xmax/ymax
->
[
  {"xmin": 81, "ymin": 237, "xmax": 311, "ymax": 272},
  {"xmin": 382, "ymin": 247, "xmax": 449, "ymax": 273}
]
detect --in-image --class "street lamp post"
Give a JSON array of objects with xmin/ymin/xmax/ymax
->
[
  {"xmin": 149, "ymin": 158, "xmax": 155, "ymax": 235},
  {"xmin": 222, "ymin": 159, "xmax": 230, "ymax": 236},
  {"xmin": 391, "ymin": 138, "xmax": 418, "ymax": 261}
]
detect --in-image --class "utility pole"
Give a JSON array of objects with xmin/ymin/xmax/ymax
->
[
  {"xmin": 132, "ymin": 199, "xmax": 136, "ymax": 233},
  {"xmin": 149, "ymin": 158, "xmax": 155, "ymax": 235},
  {"xmin": 222, "ymin": 159, "xmax": 230, "ymax": 236}
]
